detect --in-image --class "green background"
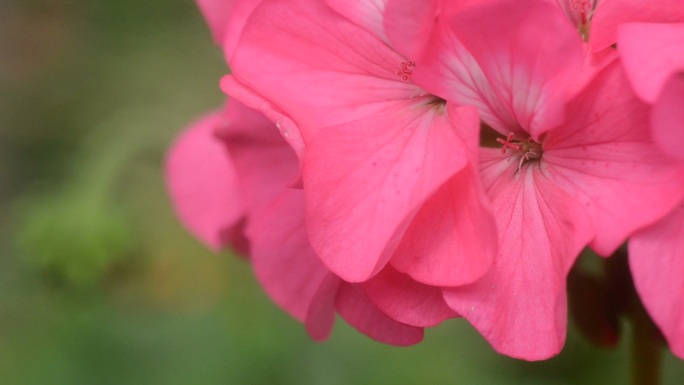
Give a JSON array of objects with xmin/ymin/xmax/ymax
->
[{"xmin": 1, "ymin": 0, "xmax": 683, "ymax": 383}]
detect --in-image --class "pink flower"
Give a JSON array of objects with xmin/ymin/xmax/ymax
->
[
  {"xmin": 167, "ymin": 0, "xmax": 435, "ymax": 346},
  {"xmin": 227, "ymin": 0, "xmax": 498, "ymax": 289},
  {"xmin": 170, "ymin": 0, "xmax": 684, "ymax": 360},
  {"xmin": 168, "ymin": 99, "xmax": 425, "ymax": 345},
  {"xmin": 618, "ymin": 21, "xmax": 684, "ymax": 359},
  {"xmin": 409, "ymin": 0, "xmax": 684, "ymax": 359}
]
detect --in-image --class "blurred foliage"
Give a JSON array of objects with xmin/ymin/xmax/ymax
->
[{"xmin": 1, "ymin": 0, "xmax": 684, "ymax": 384}]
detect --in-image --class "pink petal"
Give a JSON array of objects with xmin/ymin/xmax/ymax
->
[
  {"xmin": 326, "ymin": 0, "xmax": 390, "ymax": 45},
  {"xmin": 336, "ymin": 284, "xmax": 424, "ymax": 346},
  {"xmin": 543, "ymin": 61, "xmax": 684, "ymax": 256},
  {"xmin": 216, "ymin": 100, "xmax": 339, "ymax": 340},
  {"xmin": 196, "ymin": 0, "xmax": 234, "ymax": 45},
  {"xmin": 389, "ymin": 104, "xmax": 496, "ymax": 286},
  {"xmin": 591, "ymin": 0, "xmax": 684, "ymax": 52},
  {"xmin": 305, "ymin": 274, "xmax": 341, "ymax": 341},
  {"xmin": 302, "ymin": 99, "xmax": 470, "ymax": 282},
  {"xmin": 445, "ymin": 154, "xmax": 594, "ymax": 360},
  {"xmin": 384, "ymin": 0, "xmax": 496, "ymax": 60},
  {"xmin": 629, "ymin": 203, "xmax": 684, "ymax": 359},
  {"xmin": 223, "ymin": 0, "xmax": 267, "ymax": 58},
  {"xmin": 618, "ymin": 23, "xmax": 684, "ymax": 104},
  {"xmin": 383, "ymin": 0, "xmax": 439, "ymax": 60},
  {"xmin": 220, "ymin": 76, "xmax": 306, "ymax": 160},
  {"xmin": 389, "ymin": 166, "xmax": 497, "ymax": 286},
  {"xmin": 196, "ymin": 0, "xmax": 266, "ymax": 58},
  {"xmin": 415, "ymin": 0, "xmax": 584, "ymax": 139},
  {"xmin": 229, "ymin": 0, "xmax": 420, "ymax": 141},
  {"xmin": 363, "ymin": 266, "xmax": 457, "ymax": 327},
  {"xmin": 414, "ymin": 23, "xmax": 521, "ymax": 136},
  {"xmin": 652, "ymin": 72, "xmax": 684, "ymax": 162},
  {"xmin": 218, "ymin": 99, "xmax": 301, "ymax": 215},
  {"xmin": 248, "ymin": 190, "xmax": 331, "ymax": 323},
  {"xmin": 165, "ymin": 110, "xmax": 244, "ymax": 251}
]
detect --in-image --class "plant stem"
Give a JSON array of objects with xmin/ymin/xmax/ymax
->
[
  {"xmin": 630, "ymin": 281, "xmax": 663, "ymax": 385},
  {"xmin": 602, "ymin": 248, "xmax": 664, "ymax": 385}
]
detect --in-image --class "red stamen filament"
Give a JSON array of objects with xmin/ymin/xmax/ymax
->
[
  {"xmin": 497, "ymin": 132, "xmax": 543, "ymax": 171},
  {"xmin": 497, "ymin": 132, "xmax": 522, "ymax": 154}
]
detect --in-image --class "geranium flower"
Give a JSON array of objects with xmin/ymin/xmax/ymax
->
[
  {"xmin": 168, "ymin": 99, "xmax": 426, "ymax": 345},
  {"xmin": 168, "ymin": 0, "xmax": 429, "ymax": 346},
  {"xmin": 408, "ymin": 0, "xmax": 684, "ymax": 359},
  {"xmin": 227, "ymin": 0, "xmax": 498, "ymax": 289}
]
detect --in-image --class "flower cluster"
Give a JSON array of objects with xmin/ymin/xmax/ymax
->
[{"xmin": 166, "ymin": 0, "xmax": 684, "ymax": 360}]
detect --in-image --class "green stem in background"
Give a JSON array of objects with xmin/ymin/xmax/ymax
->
[
  {"xmin": 630, "ymin": 287, "xmax": 663, "ymax": 385},
  {"xmin": 602, "ymin": 248, "xmax": 664, "ymax": 385}
]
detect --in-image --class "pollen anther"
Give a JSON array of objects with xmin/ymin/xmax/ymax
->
[
  {"xmin": 396, "ymin": 60, "xmax": 415, "ymax": 82},
  {"xmin": 497, "ymin": 132, "xmax": 543, "ymax": 171}
]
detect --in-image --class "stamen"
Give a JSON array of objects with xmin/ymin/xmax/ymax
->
[
  {"xmin": 570, "ymin": 0, "xmax": 593, "ymax": 41},
  {"xmin": 496, "ymin": 132, "xmax": 522, "ymax": 154},
  {"xmin": 395, "ymin": 60, "xmax": 415, "ymax": 82},
  {"xmin": 497, "ymin": 132, "xmax": 543, "ymax": 171}
]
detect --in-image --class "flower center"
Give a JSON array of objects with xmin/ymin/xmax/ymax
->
[
  {"xmin": 396, "ymin": 60, "xmax": 415, "ymax": 82},
  {"xmin": 570, "ymin": 0, "xmax": 594, "ymax": 41},
  {"xmin": 496, "ymin": 132, "xmax": 543, "ymax": 170}
]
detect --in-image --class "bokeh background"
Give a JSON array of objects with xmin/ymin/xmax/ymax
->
[{"xmin": 1, "ymin": 1, "xmax": 683, "ymax": 384}]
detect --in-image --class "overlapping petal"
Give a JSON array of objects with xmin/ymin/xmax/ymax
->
[
  {"xmin": 336, "ymin": 284, "xmax": 424, "ymax": 346},
  {"xmin": 197, "ymin": 0, "xmax": 266, "ymax": 57},
  {"xmin": 445, "ymin": 152, "xmax": 594, "ymax": 360},
  {"xmin": 618, "ymin": 23, "xmax": 684, "ymax": 104},
  {"xmin": 651, "ymin": 73, "xmax": 684, "ymax": 162},
  {"xmin": 302, "ymin": 100, "xmax": 474, "ymax": 282},
  {"xmin": 219, "ymin": 99, "xmax": 301, "ymax": 213},
  {"xmin": 165, "ymin": 111, "xmax": 244, "ymax": 251},
  {"xmin": 543, "ymin": 61, "xmax": 684, "ymax": 255},
  {"xmin": 248, "ymin": 189, "xmax": 331, "ymax": 325},
  {"xmin": 221, "ymin": 75, "xmax": 306, "ymax": 160},
  {"xmin": 230, "ymin": 0, "xmax": 421, "ymax": 141},
  {"xmin": 363, "ymin": 266, "xmax": 457, "ymax": 327},
  {"xmin": 389, "ymin": 164, "xmax": 497, "ymax": 286},
  {"xmin": 221, "ymin": 100, "xmax": 429, "ymax": 344},
  {"xmin": 591, "ymin": 0, "xmax": 684, "ymax": 52},
  {"xmin": 415, "ymin": 0, "xmax": 584, "ymax": 139},
  {"xmin": 326, "ymin": 0, "xmax": 390, "ymax": 46},
  {"xmin": 629, "ymin": 203, "xmax": 684, "ymax": 359}
]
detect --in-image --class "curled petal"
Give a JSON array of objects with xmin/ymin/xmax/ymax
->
[
  {"xmin": 363, "ymin": 266, "xmax": 457, "ymax": 327},
  {"xmin": 336, "ymin": 284, "xmax": 424, "ymax": 346}
]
